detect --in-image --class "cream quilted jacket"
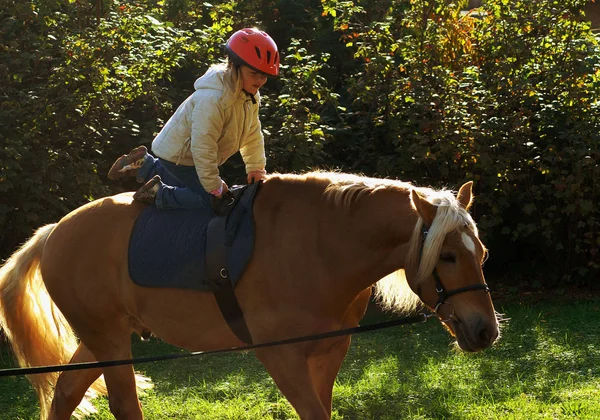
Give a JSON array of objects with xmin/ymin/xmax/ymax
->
[{"xmin": 151, "ymin": 66, "xmax": 266, "ymax": 192}]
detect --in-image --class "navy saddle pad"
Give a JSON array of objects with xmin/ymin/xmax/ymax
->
[{"xmin": 128, "ymin": 183, "xmax": 259, "ymax": 291}]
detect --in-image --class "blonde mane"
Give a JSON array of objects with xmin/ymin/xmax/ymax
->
[
  {"xmin": 309, "ymin": 171, "xmax": 413, "ymax": 209},
  {"xmin": 271, "ymin": 171, "xmax": 481, "ymax": 315}
]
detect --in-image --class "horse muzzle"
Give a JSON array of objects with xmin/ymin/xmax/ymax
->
[{"xmin": 441, "ymin": 310, "xmax": 499, "ymax": 352}]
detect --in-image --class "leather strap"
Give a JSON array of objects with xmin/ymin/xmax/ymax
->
[{"xmin": 206, "ymin": 211, "xmax": 253, "ymax": 344}]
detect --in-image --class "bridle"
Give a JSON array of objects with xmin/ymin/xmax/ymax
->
[{"xmin": 419, "ymin": 224, "xmax": 490, "ymax": 321}]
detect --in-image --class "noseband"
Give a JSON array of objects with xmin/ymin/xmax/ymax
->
[{"xmin": 419, "ymin": 225, "xmax": 490, "ymax": 319}]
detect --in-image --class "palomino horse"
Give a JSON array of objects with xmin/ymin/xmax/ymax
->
[{"xmin": 0, "ymin": 171, "xmax": 499, "ymax": 419}]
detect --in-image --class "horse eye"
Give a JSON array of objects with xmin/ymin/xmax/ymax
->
[{"xmin": 440, "ymin": 253, "xmax": 456, "ymax": 263}]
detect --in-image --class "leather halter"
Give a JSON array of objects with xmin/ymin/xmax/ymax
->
[{"xmin": 419, "ymin": 224, "xmax": 490, "ymax": 317}]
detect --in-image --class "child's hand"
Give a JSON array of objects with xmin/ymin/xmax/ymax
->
[
  {"xmin": 209, "ymin": 180, "xmax": 229, "ymax": 197},
  {"xmin": 247, "ymin": 169, "xmax": 267, "ymax": 184},
  {"xmin": 210, "ymin": 189, "xmax": 235, "ymax": 216}
]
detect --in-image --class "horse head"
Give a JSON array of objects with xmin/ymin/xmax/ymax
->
[{"xmin": 407, "ymin": 182, "xmax": 499, "ymax": 352}]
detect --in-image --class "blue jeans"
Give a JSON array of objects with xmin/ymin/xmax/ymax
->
[{"xmin": 137, "ymin": 154, "xmax": 213, "ymax": 210}]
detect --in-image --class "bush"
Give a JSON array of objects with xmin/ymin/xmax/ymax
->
[
  {"xmin": 1, "ymin": 0, "xmax": 598, "ymax": 286},
  {"xmin": 322, "ymin": 0, "xmax": 600, "ymax": 285}
]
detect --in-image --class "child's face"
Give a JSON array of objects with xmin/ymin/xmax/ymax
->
[{"xmin": 240, "ymin": 65, "xmax": 268, "ymax": 95}]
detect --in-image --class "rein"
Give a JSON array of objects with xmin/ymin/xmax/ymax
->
[
  {"xmin": 0, "ymin": 313, "xmax": 431, "ymax": 378},
  {"xmin": 420, "ymin": 225, "xmax": 490, "ymax": 317}
]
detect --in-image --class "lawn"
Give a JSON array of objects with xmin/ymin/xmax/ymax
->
[{"xmin": 1, "ymin": 299, "xmax": 599, "ymax": 419}]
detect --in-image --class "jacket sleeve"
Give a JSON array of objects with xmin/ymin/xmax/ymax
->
[
  {"xmin": 190, "ymin": 95, "xmax": 224, "ymax": 192},
  {"xmin": 239, "ymin": 104, "xmax": 267, "ymax": 173}
]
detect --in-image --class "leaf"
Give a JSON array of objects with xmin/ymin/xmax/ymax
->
[
  {"xmin": 579, "ymin": 200, "xmax": 593, "ymax": 215},
  {"xmin": 523, "ymin": 203, "xmax": 536, "ymax": 215},
  {"xmin": 146, "ymin": 15, "xmax": 163, "ymax": 26}
]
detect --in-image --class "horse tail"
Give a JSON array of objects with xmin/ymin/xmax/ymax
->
[
  {"xmin": 0, "ymin": 224, "xmax": 151, "ymax": 418},
  {"xmin": 0, "ymin": 223, "xmax": 92, "ymax": 418}
]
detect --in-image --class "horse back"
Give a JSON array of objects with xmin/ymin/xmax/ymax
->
[{"xmin": 43, "ymin": 192, "xmax": 141, "ymax": 270}]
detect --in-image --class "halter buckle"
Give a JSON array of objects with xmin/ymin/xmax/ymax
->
[{"xmin": 434, "ymin": 301, "xmax": 456, "ymax": 323}]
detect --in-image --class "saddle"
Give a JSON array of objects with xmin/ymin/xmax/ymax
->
[{"xmin": 128, "ymin": 183, "xmax": 260, "ymax": 344}]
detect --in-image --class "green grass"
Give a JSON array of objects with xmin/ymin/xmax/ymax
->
[{"xmin": 1, "ymin": 300, "xmax": 599, "ymax": 419}]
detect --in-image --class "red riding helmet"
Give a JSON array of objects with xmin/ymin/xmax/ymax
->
[{"xmin": 225, "ymin": 28, "xmax": 280, "ymax": 77}]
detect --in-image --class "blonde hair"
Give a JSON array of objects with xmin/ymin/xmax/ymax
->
[{"xmin": 210, "ymin": 59, "xmax": 243, "ymax": 96}]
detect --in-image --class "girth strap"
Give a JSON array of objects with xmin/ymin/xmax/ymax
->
[{"xmin": 206, "ymin": 213, "xmax": 253, "ymax": 345}]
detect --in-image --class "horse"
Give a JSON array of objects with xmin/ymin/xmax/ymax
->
[{"xmin": 0, "ymin": 171, "xmax": 499, "ymax": 420}]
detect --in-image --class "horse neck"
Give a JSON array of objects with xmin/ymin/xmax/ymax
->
[{"xmin": 320, "ymin": 187, "xmax": 418, "ymax": 292}]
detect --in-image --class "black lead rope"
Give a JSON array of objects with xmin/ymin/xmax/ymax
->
[{"xmin": 0, "ymin": 313, "xmax": 431, "ymax": 378}]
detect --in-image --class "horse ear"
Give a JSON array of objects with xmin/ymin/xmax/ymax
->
[
  {"xmin": 411, "ymin": 189, "xmax": 437, "ymax": 227},
  {"xmin": 457, "ymin": 181, "xmax": 474, "ymax": 210}
]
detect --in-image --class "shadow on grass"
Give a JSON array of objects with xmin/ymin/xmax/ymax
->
[
  {"xmin": 0, "ymin": 345, "xmax": 41, "ymax": 419},
  {"xmin": 332, "ymin": 300, "xmax": 600, "ymax": 419},
  {"xmin": 130, "ymin": 336, "xmax": 275, "ymax": 402},
  {"xmin": 1, "ymin": 300, "xmax": 599, "ymax": 419}
]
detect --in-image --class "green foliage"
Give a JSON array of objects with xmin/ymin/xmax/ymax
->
[
  {"xmin": 468, "ymin": 1, "xmax": 600, "ymax": 284},
  {"xmin": 323, "ymin": 0, "xmax": 600, "ymax": 285},
  {"xmin": 0, "ymin": 0, "xmax": 598, "ymax": 285},
  {"xmin": 262, "ymin": 38, "xmax": 340, "ymax": 172},
  {"xmin": 0, "ymin": 0, "xmax": 222, "ymax": 252}
]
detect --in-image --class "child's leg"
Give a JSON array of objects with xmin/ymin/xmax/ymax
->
[
  {"xmin": 156, "ymin": 159, "xmax": 206, "ymax": 193},
  {"xmin": 155, "ymin": 184, "xmax": 213, "ymax": 210},
  {"xmin": 136, "ymin": 158, "xmax": 214, "ymax": 210}
]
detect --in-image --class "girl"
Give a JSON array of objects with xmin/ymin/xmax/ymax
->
[{"xmin": 107, "ymin": 28, "xmax": 279, "ymax": 210}]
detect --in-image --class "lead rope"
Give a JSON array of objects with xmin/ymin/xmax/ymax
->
[{"xmin": 0, "ymin": 313, "xmax": 431, "ymax": 377}]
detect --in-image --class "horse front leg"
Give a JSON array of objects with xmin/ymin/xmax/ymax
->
[
  {"xmin": 307, "ymin": 336, "xmax": 352, "ymax": 415},
  {"xmin": 256, "ymin": 346, "xmax": 330, "ymax": 420},
  {"xmin": 49, "ymin": 343, "xmax": 104, "ymax": 420},
  {"xmin": 307, "ymin": 288, "xmax": 370, "ymax": 413},
  {"xmin": 102, "ymin": 364, "xmax": 144, "ymax": 420}
]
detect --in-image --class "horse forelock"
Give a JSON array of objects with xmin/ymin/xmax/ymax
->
[{"xmin": 407, "ymin": 188, "xmax": 479, "ymax": 288}]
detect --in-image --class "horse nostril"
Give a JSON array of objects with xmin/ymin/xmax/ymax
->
[
  {"xmin": 478, "ymin": 324, "xmax": 498, "ymax": 346},
  {"xmin": 479, "ymin": 327, "xmax": 490, "ymax": 345}
]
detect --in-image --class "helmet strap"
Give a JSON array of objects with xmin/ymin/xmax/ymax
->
[{"xmin": 243, "ymin": 90, "xmax": 257, "ymax": 104}]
